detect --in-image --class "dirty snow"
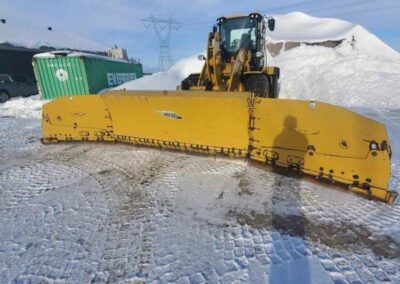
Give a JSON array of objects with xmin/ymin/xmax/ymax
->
[
  {"xmin": 1, "ymin": 12, "xmax": 400, "ymax": 284},
  {"xmin": 0, "ymin": 115, "xmax": 399, "ymax": 283},
  {"xmin": 0, "ymin": 95, "xmax": 45, "ymax": 119}
]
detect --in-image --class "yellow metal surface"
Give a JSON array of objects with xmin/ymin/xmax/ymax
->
[
  {"xmin": 41, "ymin": 91, "xmax": 393, "ymax": 202},
  {"xmin": 42, "ymin": 95, "xmax": 114, "ymax": 143},
  {"xmin": 250, "ymin": 98, "xmax": 392, "ymax": 202},
  {"xmin": 102, "ymin": 90, "xmax": 250, "ymax": 157},
  {"xmin": 263, "ymin": 67, "xmax": 279, "ymax": 76}
]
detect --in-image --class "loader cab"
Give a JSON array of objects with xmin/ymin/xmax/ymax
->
[{"xmin": 217, "ymin": 13, "xmax": 267, "ymax": 70}]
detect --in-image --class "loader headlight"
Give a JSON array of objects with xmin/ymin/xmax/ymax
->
[{"xmin": 309, "ymin": 101, "xmax": 316, "ymax": 109}]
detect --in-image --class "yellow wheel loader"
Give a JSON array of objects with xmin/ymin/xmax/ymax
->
[
  {"xmin": 180, "ymin": 13, "xmax": 279, "ymax": 98},
  {"xmin": 41, "ymin": 13, "xmax": 395, "ymax": 203}
]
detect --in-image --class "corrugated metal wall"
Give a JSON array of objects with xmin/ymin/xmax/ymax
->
[
  {"xmin": 84, "ymin": 57, "xmax": 143, "ymax": 93},
  {"xmin": 33, "ymin": 54, "xmax": 143, "ymax": 99}
]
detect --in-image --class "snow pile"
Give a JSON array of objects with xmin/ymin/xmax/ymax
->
[
  {"xmin": 115, "ymin": 55, "xmax": 204, "ymax": 91},
  {"xmin": 0, "ymin": 23, "xmax": 107, "ymax": 52},
  {"xmin": 0, "ymin": 95, "xmax": 45, "ymax": 119},
  {"xmin": 268, "ymin": 12, "xmax": 400, "ymax": 60},
  {"xmin": 117, "ymin": 12, "xmax": 400, "ymax": 109},
  {"xmin": 270, "ymin": 45, "xmax": 400, "ymax": 109},
  {"xmin": 265, "ymin": 14, "xmax": 400, "ymax": 109}
]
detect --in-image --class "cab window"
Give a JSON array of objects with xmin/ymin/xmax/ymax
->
[
  {"xmin": 12, "ymin": 75, "xmax": 28, "ymax": 83},
  {"xmin": 0, "ymin": 75, "xmax": 11, "ymax": 83},
  {"xmin": 219, "ymin": 17, "xmax": 258, "ymax": 54}
]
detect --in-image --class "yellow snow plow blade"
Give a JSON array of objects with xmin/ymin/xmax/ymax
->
[{"xmin": 42, "ymin": 91, "xmax": 394, "ymax": 202}]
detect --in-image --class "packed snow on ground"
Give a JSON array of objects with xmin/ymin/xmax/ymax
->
[{"xmin": 1, "ymin": 12, "xmax": 400, "ymax": 283}]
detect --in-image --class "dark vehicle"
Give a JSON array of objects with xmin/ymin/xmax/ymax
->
[{"xmin": 0, "ymin": 74, "xmax": 38, "ymax": 103}]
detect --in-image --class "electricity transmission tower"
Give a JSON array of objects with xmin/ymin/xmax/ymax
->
[{"xmin": 141, "ymin": 15, "xmax": 181, "ymax": 72}]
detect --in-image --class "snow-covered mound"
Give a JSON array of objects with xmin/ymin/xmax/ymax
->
[
  {"xmin": 0, "ymin": 95, "xmax": 46, "ymax": 119},
  {"xmin": 116, "ymin": 55, "xmax": 204, "ymax": 91},
  {"xmin": 0, "ymin": 23, "xmax": 107, "ymax": 52},
  {"xmin": 268, "ymin": 12, "xmax": 400, "ymax": 60},
  {"xmin": 269, "ymin": 45, "xmax": 400, "ymax": 109},
  {"xmin": 117, "ymin": 12, "xmax": 400, "ymax": 110}
]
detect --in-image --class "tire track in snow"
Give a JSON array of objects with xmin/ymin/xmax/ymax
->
[{"xmin": 1, "ymin": 118, "xmax": 400, "ymax": 283}]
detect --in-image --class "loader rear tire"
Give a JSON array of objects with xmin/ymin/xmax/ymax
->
[{"xmin": 269, "ymin": 74, "xmax": 279, "ymax": 98}]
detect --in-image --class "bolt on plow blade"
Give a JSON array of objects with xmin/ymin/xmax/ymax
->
[{"xmin": 42, "ymin": 91, "xmax": 394, "ymax": 202}]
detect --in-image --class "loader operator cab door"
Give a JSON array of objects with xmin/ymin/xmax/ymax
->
[{"xmin": 217, "ymin": 13, "xmax": 266, "ymax": 70}]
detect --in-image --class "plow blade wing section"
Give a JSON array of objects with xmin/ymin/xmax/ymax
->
[
  {"xmin": 42, "ymin": 96, "xmax": 114, "ymax": 143},
  {"xmin": 250, "ymin": 98, "xmax": 393, "ymax": 202},
  {"xmin": 102, "ymin": 91, "xmax": 250, "ymax": 157}
]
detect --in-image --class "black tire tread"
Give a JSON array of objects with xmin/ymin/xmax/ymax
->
[
  {"xmin": 0, "ymin": 90, "xmax": 10, "ymax": 103},
  {"xmin": 243, "ymin": 74, "xmax": 270, "ymax": 98}
]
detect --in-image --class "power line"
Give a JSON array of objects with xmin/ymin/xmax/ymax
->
[
  {"xmin": 141, "ymin": 15, "xmax": 181, "ymax": 72},
  {"xmin": 303, "ymin": 0, "xmax": 378, "ymax": 14},
  {"xmin": 267, "ymin": 0, "xmax": 319, "ymax": 12},
  {"xmin": 329, "ymin": 3, "xmax": 400, "ymax": 17},
  {"xmin": 182, "ymin": 0, "xmax": 380, "ymax": 29},
  {"xmin": 161, "ymin": 1, "xmax": 397, "ymax": 34},
  {"xmin": 185, "ymin": 19, "xmax": 214, "ymax": 27},
  {"xmin": 183, "ymin": 1, "xmax": 319, "ymax": 28}
]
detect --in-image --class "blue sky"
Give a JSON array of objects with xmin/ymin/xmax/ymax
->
[{"xmin": 1, "ymin": 0, "xmax": 399, "ymax": 71}]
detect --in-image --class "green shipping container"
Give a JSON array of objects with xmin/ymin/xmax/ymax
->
[{"xmin": 33, "ymin": 51, "xmax": 143, "ymax": 99}]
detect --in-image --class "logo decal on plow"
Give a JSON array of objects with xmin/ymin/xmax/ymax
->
[{"xmin": 157, "ymin": 111, "xmax": 183, "ymax": 120}]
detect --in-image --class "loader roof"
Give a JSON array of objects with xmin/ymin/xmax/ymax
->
[{"xmin": 219, "ymin": 13, "xmax": 263, "ymax": 20}]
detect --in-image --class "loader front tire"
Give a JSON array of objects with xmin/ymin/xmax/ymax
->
[
  {"xmin": 243, "ymin": 74, "xmax": 270, "ymax": 98},
  {"xmin": 0, "ymin": 91, "xmax": 10, "ymax": 103},
  {"xmin": 181, "ymin": 73, "xmax": 200, "ymax": 90}
]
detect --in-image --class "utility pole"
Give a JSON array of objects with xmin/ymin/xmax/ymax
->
[{"xmin": 141, "ymin": 15, "xmax": 181, "ymax": 72}]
